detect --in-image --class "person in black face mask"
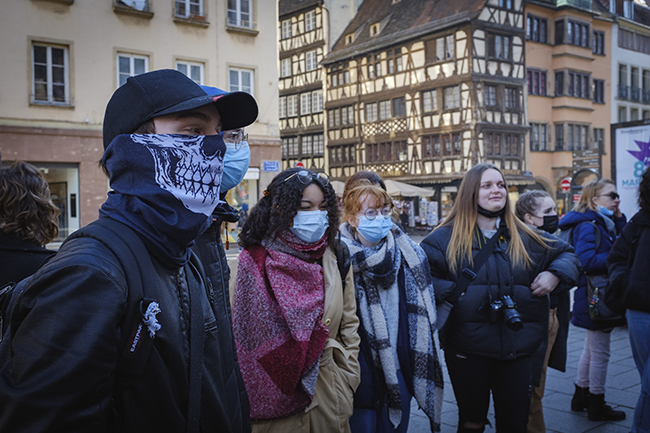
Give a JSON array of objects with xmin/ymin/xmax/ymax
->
[{"xmin": 515, "ymin": 190, "xmax": 580, "ymax": 433}]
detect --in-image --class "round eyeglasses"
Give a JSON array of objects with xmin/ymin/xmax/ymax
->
[
  {"xmin": 284, "ymin": 170, "xmax": 330, "ymax": 187},
  {"xmin": 220, "ymin": 128, "xmax": 248, "ymax": 151},
  {"xmin": 360, "ymin": 207, "xmax": 392, "ymax": 220}
]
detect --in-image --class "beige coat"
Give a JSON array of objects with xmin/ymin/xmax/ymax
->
[{"xmin": 230, "ymin": 247, "xmax": 360, "ymax": 433}]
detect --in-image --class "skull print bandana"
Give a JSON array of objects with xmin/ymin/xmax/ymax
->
[{"xmin": 100, "ymin": 133, "xmax": 226, "ymax": 267}]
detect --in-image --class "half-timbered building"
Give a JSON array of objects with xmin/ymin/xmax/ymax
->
[{"xmin": 322, "ymin": 0, "xmax": 532, "ymax": 220}]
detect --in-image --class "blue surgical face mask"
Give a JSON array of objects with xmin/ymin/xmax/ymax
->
[
  {"xmin": 290, "ymin": 210, "xmax": 329, "ymax": 243},
  {"xmin": 221, "ymin": 141, "xmax": 251, "ymax": 192},
  {"xmin": 357, "ymin": 215, "xmax": 393, "ymax": 244},
  {"xmin": 598, "ymin": 205, "xmax": 614, "ymax": 217}
]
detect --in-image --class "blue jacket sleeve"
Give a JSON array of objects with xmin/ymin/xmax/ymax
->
[{"xmin": 574, "ymin": 222, "xmax": 607, "ymax": 274}]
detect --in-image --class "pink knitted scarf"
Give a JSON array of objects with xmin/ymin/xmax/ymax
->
[{"xmin": 233, "ymin": 231, "xmax": 330, "ymax": 420}]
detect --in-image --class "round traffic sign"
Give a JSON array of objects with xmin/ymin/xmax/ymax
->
[{"xmin": 560, "ymin": 179, "xmax": 571, "ymax": 192}]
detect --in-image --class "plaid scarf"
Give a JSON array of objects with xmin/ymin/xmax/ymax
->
[
  {"xmin": 340, "ymin": 223, "xmax": 444, "ymax": 430},
  {"xmin": 232, "ymin": 231, "xmax": 330, "ymax": 420}
]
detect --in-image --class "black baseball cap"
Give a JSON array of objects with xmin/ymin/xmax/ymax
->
[{"xmin": 102, "ymin": 69, "xmax": 258, "ymax": 149}]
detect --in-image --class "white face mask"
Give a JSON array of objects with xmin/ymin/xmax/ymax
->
[
  {"xmin": 221, "ymin": 141, "xmax": 251, "ymax": 192},
  {"xmin": 290, "ymin": 210, "xmax": 329, "ymax": 243}
]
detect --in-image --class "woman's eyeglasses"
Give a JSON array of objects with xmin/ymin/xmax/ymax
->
[
  {"xmin": 598, "ymin": 192, "xmax": 620, "ymax": 200},
  {"xmin": 360, "ymin": 207, "xmax": 392, "ymax": 220},
  {"xmin": 284, "ymin": 170, "xmax": 330, "ymax": 187},
  {"xmin": 221, "ymin": 129, "xmax": 248, "ymax": 151}
]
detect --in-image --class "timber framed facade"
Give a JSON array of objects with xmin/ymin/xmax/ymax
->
[{"xmin": 321, "ymin": 0, "xmax": 533, "ymax": 218}]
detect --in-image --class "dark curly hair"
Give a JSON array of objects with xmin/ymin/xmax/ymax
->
[
  {"xmin": 239, "ymin": 167, "xmax": 339, "ymax": 249},
  {"xmin": 0, "ymin": 161, "xmax": 60, "ymax": 245},
  {"xmin": 639, "ymin": 164, "xmax": 650, "ymax": 213}
]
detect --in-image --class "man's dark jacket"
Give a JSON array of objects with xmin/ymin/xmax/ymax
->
[
  {"xmin": 608, "ymin": 209, "xmax": 650, "ymax": 313},
  {"xmin": 0, "ymin": 231, "xmax": 54, "ymax": 288},
  {"xmin": 0, "ymin": 216, "xmax": 250, "ymax": 433}
]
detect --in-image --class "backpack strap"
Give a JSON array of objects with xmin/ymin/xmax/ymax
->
[
  {"xmin": 65, "ymin": 218, "xmax": 158, "ymax": 385},
  {"xmin": 335, "ymin": 242, "xmax": 351, "ymax": 292}
]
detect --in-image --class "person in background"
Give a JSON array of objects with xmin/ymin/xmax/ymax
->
[
  {"xmin": 421, "ymin": 164, "xmax": 580, "ymax": 433},
  {"xmin": 515, "ymin": 190, "xmax": 580, "ymax": 433},
  {"xmin": 340, "ymin": 180, "xmax": 443, "ymax": 433},
  {"xmin": 232, "ymin": 167, "xmax": 360, "ymax": 433},
  {"xmin": 608, "ymin": 165, "xmax": 650, "ymax": 433},
  {"xmin": 0, "ymin": 161, "xmax": 59, "ymax": 287},
  {"xmin": 558, "ymin": 178, "xmax": 627, "ymax": 421}
]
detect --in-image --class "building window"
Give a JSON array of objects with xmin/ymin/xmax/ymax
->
[
  {"xmin": 305, "ymin": 10, "xmax": 315, "ymax": 32},
  {"xmin": 555, "ymin": 124, "xmax": 564, "ymax": 150},
  {"xmin": 366, "ymin": 103, "xmax": 377, "ymax": 122},
  {"xmin": 484, "ymin": 85, "xmax": 497, "ymax": 107},
  {"xmin": 378, "ymin": 100, "xmax": 391, "ymax": 120},
  {"xmin": 375, "ymin": 62, "xmax": 382, "ymax": 77},
  {"xmin": 593, "ymin": 31, "xmax": 605, "ymax": 55},
  {"xmin": 313, "ymin": 134, "xmax": 324, "ymax": 155},
  {"xmin": 423, "ymin": 135, "xmax": 441, "ymax": 157},
  {"xmin": 567, "ymin": 124, "xmax": 589, "ymax": 151},
  {"xmin": 631, "ymin": 108, "xmax": 639, "ymax": 121},
  {"xmin": 305, "ymin": 51, "xmax": 317, "ymax": 72},
  {"xmin": 618, "ymin": 106, "xmax": 627, "ymax": 123},
  {"xmin": 505, "ymin": 87, "xmax": 518, "ymax": 109},
  {"xmin": 176, "ymin": 61, "xmax": 204, "ymax": 85},
  {"xmin": 555, "ymin": 71, "xmax": 564, "ymax": 96},
  {"xmin": 175, "ymin": 0, "xmax": 202, "ymax": 18},
  {"xmin": 643, "ymin": 110, "xmax": 650, "ymax": 120},
  {"xmin": 328, "ymin": 109, "xmax": 341, "ymax": 127},
  {"xmin": 117, "ymin": 53, "xmax": 148, "ymax": 88},
  {"xmin": 422, "ymin": 89, "xmax": 437, "ymax": 112},
  {"xmin": 287, "ymin": 95, "xmax": 298, "ymax": 117},
  {"xmin": 279, "ymin": 97, "xmax": 287, "ymax": 118},
  {"xmin": 368, "ymin": 63, "xmax": 375, "ymax": 79},
  {"xmin": 396, "ymin": 56, "xmax": 403, "ymax": 72},
  {"xmin": 388, "ymin": 59, "xmax": 394, "ymax": 74},
  {"xmin": 498, "ymin": 0, "xmax": 513, "ymax": 9},
  {"xmin": 567, "ymin": 71, "xmax": 590, "ymax": 99},
  {"xmin": 281, "ymin": 58, "xmax": 291, "ymax": 78},
  {"xmin": 300, "ymin": 93, "xmax": 311, "ymax": 115},
  {"xmin": 527, "ymin": 15, "xmax": 548, "ymax": 43},
  {"xmin": 435, "ymin": 35, "xmax": 455, "ymax": 62},
  {"xmin": 593, "ymin": 79, "xmax": 605, "ymax": 103},
  {"xmin": 623, "ymin": 0, "xmax": 634, "ymax": 19},
  {"xmin": 619, "ymin": 29, "xmax": 650, "ymax": 54},
  {"xmin": 32, "ymin": 43, "xmax": 70, "ymax": 105},
  {"xmin": 227, "ymin": 0, "xmax": 251, "ymax": 28},
  {"xmin": 557, "ymin": 19, "xmax": 589, "ymax": 47},
  {"xmin": 444, "ymin": 86, "xmax": 460, "ymax": 109},
  {"xmin": 643, "ymin": 70, "xmax": 650, "ymax": 104},
  {"xmin": 530, "ymin": 123, "xmax": 548, "ymax": 151},
  {"xmin": 453, "ymin": 134, "xmax": 462, "ymax": 155},
  {"xmin": 393, "ymin": 97, "xmax": 406, "ymax": 117},
  {"xmin": 311, "ymin": 90, "xmax": 323, "ymax": 113},
  {"xmin": 345, "ymin": 34, "xmax": 354, "ymax": 45},
  {"xmin": 593, "ymin": 128, "xmax": 604, "ymax": 151},
  {"xmin": 631, "ymin": 67, "xmax": 640, "ymax": 102},
  {"xmin": 619, "ymin": 64, "xmax": 628, "ymax": 100},
  {"xmin": 229, "ymin": 68, "xmax": 253, "ymax": 94},
  {"xmin": 281, "ymin": 20, "xmax": 291, "ymax": 39},
  {"xmin": 488, "ymin": 34, "xmax": 511, "ymax": 60},
  {"xmin": 527, "ymin": 69, "xmax": 547, "ymax": 96},
  {"xmin": 340, "ymin": 106, "xmax": 354, "ymax": 125}
]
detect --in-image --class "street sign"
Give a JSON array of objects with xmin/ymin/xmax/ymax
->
[
  {"xmin": 262, "ymin": 160, "xmax": 280, "ymax": 172},
  {"xmin": 560, "ymin": 178, "xmax": 571, "ymax": 192},
  {"xmin": 573, "ymin": 194, "xmax": 581, "ymax": 202}
]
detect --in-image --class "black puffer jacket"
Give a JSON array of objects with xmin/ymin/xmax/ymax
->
[
  {"xmin": 608, "ymin": 209, "xmax": 650, "ymax": 313},
  {"xmin": 421, "ymin": 224, "xmax": 581, "ymax": 360},
  {"xmin": 0, "ymin": 219, "xmax": 250, "ymax": 433}
]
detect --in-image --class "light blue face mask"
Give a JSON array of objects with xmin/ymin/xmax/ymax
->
[
  {"xmin": 221, "ymin": 141, "xmax": 251, "ymax": 192},
  {"xmin": 357, "ymin": 215, "xmax": 393, "ymax": 244},
  {"xmin": 290, "ymin": 210, "xmax": 329, "ymax": 243},
  {"xmin": 598, "ymin": 205, "xmax": 614, "ymax": 217}
]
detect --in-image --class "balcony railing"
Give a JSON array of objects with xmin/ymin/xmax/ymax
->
[
  {"xmin": 631, "ymin": 87, "xmax": 641, "ymax": 102},
  {"xmin": 643, "ymin": 90, "xmax": 650, "ymax": 105},
  {"xmin": 618, "ymin": 84, "xmax": 629, "ymax": 100}
]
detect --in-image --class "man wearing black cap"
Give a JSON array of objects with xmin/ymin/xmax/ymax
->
[{"xmin": 0, "ymin": 69, "xmax": 257, "ymax": 433}]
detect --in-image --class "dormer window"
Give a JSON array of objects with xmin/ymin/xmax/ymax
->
[
  {"xmin": 346, "ymin": 33, "xmax": 354, "ymax": 45},
  {"xmin": 370, "ymin": 23, "xmax": 380, "ymax": 36}
]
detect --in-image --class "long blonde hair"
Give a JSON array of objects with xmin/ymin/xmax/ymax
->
[
  {"xmin": 438, "ymin": 164, "xmax": 549, "ymax": 273},
  {"xmin": 574, "ymin": 179, "xmax": 615, "ymax": 213}
]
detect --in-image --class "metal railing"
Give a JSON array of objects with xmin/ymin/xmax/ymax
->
[
  {"xmin": 631, "ymin": 87, "xmax": 641, "ymax": 102},
  {"xmin": 618, "ymin": 84, "xmax": 629, "ymax": 100}
]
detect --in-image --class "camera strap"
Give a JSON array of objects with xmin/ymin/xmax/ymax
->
[{"xmin": 448, "ymin": 223, "xmax": 505, "ymax": 305}]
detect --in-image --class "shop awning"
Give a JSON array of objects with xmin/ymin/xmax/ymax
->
[{"xmin": 384, "ymin": 179, "xmax": 435, "ymax": 197}]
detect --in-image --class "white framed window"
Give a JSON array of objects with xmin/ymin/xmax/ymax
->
[
  {"xmin": 305, "ymin": 51, "xmax": 317, "ymax": 72},
  {"xmin": 378, "ymin": 100, "xmax": 391, "ymax": 120},
  {"xmin": 229, "ymin": 68, "xmax": 253, "ymax": 94},
  {"xmin": 117, "ymin": 53, "xmax": 149, "ymax": 88},
  {"xmin": 281, "ymin": 20, "xmax": 292, "ymax": 39},
  {"xmin": 366, "ymin": 103, "xmax": 377, "ymax": 122},
  {"xmin": 281, "ymin": 58, "xmax": 291, "ymax": 78},
  {"xmin": 305, "ymin": 10, "xmax": 315, "ymax": 32},
  {"xmin": 279, "ymin": 97, "xmax": 287, "ymax": 118},
  {"xmin": 301, "ymin": 93, "xmax": 311, "ymax": 115},
  {"xmin": 176, "ymin": 61, "xmax": 204, "ymax": 84},
  {"xmin": 175, "ymin": 0, "xmax": 202, "ymax": 18},
  {"xmin": 228, "ymin": 0, "xmax": 251, "ymax": 28},
  {"xmin": 287, "ymin": 95, "xmax": 298, "ymax": 117},
  {"xmin": 32, "ymin": 43, "xmax": 70, "ymax": 105},
  {"xmin": 444, "ymin": 86, "xmax": 460, "ymax": 109},
  {"xmin": 422, "ymin": 89, "xmax": 437, "ymax": 112},
  {"xmin": 311, "ymin": 90, "xmax": 323, "ymax": 113}
]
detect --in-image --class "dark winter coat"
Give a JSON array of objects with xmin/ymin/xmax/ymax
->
[
  {"xmin": 608, "ymin": 209, "xmax": 650, "ymax": 313},
  {"xmin": 558, "ymin": 209, "xmax": 627, "ymax": 330},
  {"xmin": 0, "ymin": 231, "xmax": 55, "ymax": 288},
  {"xmin": 0, "ymin": 218, "xmax": 251, "ymax": 433},
  {"xmin": 421, "ymin": 224, "xmax": 581, "ymax": 361}
]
